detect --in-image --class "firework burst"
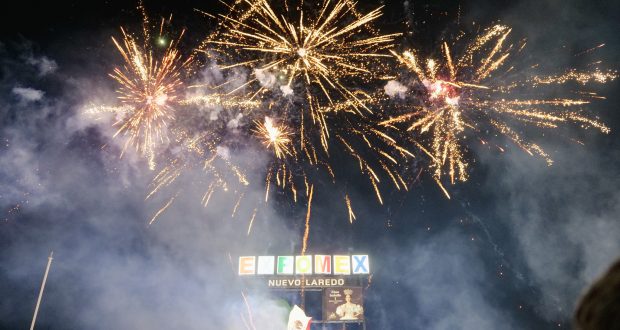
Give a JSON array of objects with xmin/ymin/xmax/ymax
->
[
  {"xmin": 110, "ymin": 30, "xmax": 185, "ymax": 155},
  {"xmin": 193, "ymin": 0, "xmax": 413, "ymax": 217},
  {"xmin": 253, "ymin": 116, "xmax": 293, "ymax": 159},
  {"xmin": 200, "ymin": 0, "xmax": 400, "ymax": 154},
  {"xmin": 85, "ymin": 4, "xmax": 265, "ymax": 225},
  {"xmin": 201, "ymin": 0, "xmax": 398, "ymax": 108},
  {"xmin": 383, "ymin": 24, "xmax": 616, "ymax": 197},
  {"xmin": 89, "ymin": 3, "xmax": 192, "ymax": 168}
]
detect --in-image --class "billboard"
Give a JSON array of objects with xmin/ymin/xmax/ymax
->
[
  {"xmin": 238, "ymin": 254, "xmax": 369, "ymax": 276},
  {"xmin": 323, "ymin": 287, "xmax": 364, "ymax": 321}
]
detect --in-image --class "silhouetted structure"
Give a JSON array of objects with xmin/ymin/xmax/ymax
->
[{"xmin": 575, "ymin": 259, "xmax": 620, "ymax": 330}]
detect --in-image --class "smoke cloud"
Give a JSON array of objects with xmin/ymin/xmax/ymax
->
[
  {"xmin": 26, "ymin": 55, "xmax": 58, "ymax": 76},
  {"xmin": 12, "ymin": 87, "xmax": 44, "ymax": 103},
  {"xmin": 254, "ymin": 68, "xmax": 277, "ymax": 89},
  {"xmin": 384, "ymin": 80, "xmax": 408, "ymax": 99},
  {"xmin": 0, "ymin": 44, "xmax": 294, "ymax": 330},
  {"xmin": 280, "ymin": 85, "xmax": 294, "ymax": 97},
  {"xmin": 1, "ymin": 0, "xmax": 619, "ymax": 329}
]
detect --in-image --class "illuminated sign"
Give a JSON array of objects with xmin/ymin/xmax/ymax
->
[{"xmin": 238, "ymin": 255, "xmax": 370, "ymax": 276}]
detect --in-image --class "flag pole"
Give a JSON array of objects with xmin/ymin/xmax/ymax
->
[{"xmin": 30, "ymin": 251, "xmax": 53, "ymax": 330}]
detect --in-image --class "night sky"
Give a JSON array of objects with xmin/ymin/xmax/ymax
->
[{"xmin": 1, "ymin": 0, "xmax": 620, "ymax": 329}]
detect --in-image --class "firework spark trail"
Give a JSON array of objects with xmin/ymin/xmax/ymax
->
[
  {"xmin": 145, "ymin": 130, "xmax": 249, "ymax": 223},
  {"xmin": 385, "ymin": 24, "xmax": 616, "ymax": 193},
  {"xmin": 181, "ymin": 94, "xmax": 262, "ymax": 109},
  {"xmin": 299, "ymin": 183, "xmax": 314, "ymax": 303},
  {"xmin": 240, "ymin": 291, "xmax": 257, "ymax": 330},
  {"xmin": 149, "ymin": 192, "xmax": 178, "ymax": 225},
  {"xmin": 247, "ymin": 207, "xmax": 258, "ymax": 236},
  {"xmin": 574, "ymin": 43, "xmax": 606, "ymax": 57},
  {"xmin": 530, "ymin": 68, "xmax": 616, "ymax": 86},
  {"xmin": 232, "ymin": 192, "xmax": 245, "ymax": 217},
  {"xmin": 345, "ymin": 194, "xmax": 356, "ymax": 223},
  {"xmin": 301, "ymin": 184, "xmax": 313, "ymax": 255}
]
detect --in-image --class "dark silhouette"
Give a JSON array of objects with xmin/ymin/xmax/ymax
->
[{"xmin": 574, "ymin": 259, "xmax": 620, "ymax": 330}]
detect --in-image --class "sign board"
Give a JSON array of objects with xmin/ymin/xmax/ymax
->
[
  {"xmin": 238, "ymin": 255, "xmax": 370, "ymax": 276},
  {"xmin": 323, "ymin": 287, "xmax": 364, "ymax": 321},
  {"xmin": 266, "ymin": 276, "xmax": 361, "ymax": 289}
]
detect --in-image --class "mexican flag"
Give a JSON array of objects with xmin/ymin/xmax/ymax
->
[{"xmin": 287, "ymin": 305, "xmax": 312, "ymax": 330}]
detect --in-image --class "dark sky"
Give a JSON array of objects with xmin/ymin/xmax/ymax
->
[{"xmin": 1, "ymin": 0, "xmax": 619, "ymax": 329}]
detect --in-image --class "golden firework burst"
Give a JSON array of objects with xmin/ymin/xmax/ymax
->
[
  {"xmin": 87, "ymin": 2, "xmax": 192, "ymax": 167},
  {"xmin": 383, "ymin": 24, "xmax": 616, "ymax": 197},
  {"xmin": 253, "ymin": 116, "xmax": 293, "ymax": 159},
  {"xmin": 201, "ymin": 0, "xmax": 398, "ymax": 108}
]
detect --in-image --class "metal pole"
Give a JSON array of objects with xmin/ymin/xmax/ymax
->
[{"xmin": 30, "ymin": 251, "xmax": 53, "ymax": 330}]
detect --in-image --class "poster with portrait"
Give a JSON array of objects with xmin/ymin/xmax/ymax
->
[{"xmin": 323, "ymin": 287, "xmax": 364, "ymax": 321}]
